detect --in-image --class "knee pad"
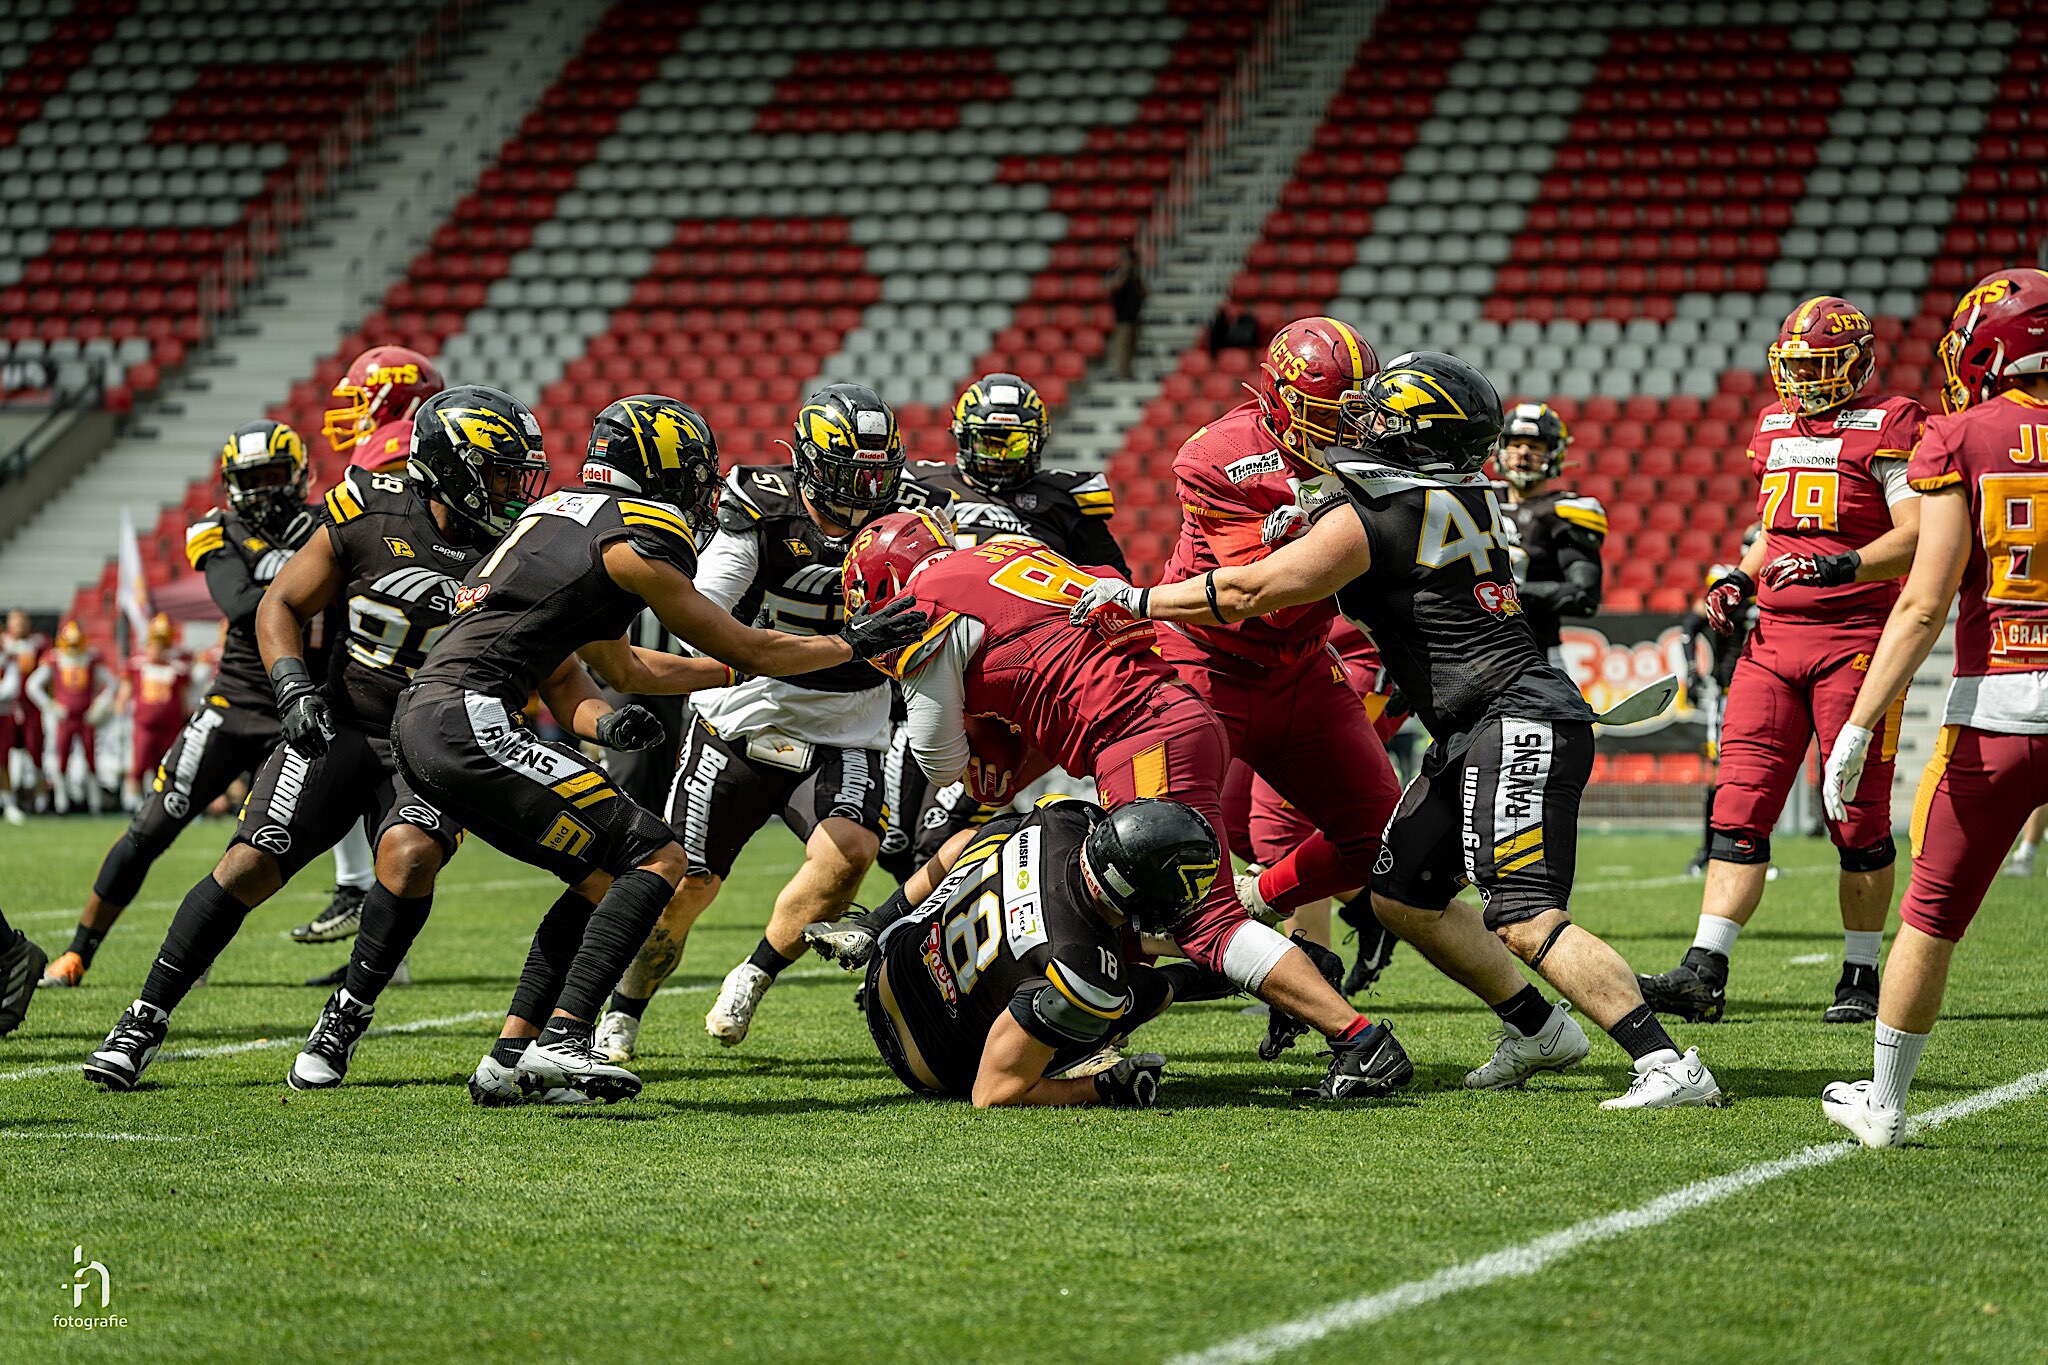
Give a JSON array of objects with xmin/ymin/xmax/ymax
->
[
  {"xmin": 1708, "ymin": 827, "xmax": 1771, "ymax": 865},
  {"xmin": 1839, "ymin": 836, "xmax": 1896, "ymax": 873},
  {"xmin": 1219, "ymin": 920, "xmax": 1294, "ymax": 993}
]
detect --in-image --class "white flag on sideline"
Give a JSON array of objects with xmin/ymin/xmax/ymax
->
[{"xmin": 117, "ymin": 506, "xmax": 151, "ymax": 639}]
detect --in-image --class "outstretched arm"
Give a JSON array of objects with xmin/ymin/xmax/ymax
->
[
  {"xmin": 1108, "ymin": 504, "xmax": 1372, "ymax": 625},
  {"xmin": 576, "ymin": 635, "xmax": 741, "ymax": 697}
]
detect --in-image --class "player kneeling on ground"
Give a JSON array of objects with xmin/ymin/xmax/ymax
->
[{"xmin": 822, "ymin": 797, "xmax": 1210, "ymax": 1107}]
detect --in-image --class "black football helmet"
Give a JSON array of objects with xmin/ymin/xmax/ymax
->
[
  {"xmin": 409, "ymin": 385, "xmax": 548, "ymax": 543},
  {"xmin": 218, "ymin": 419, "xmax": 310, "ymax": 537},
  {"xmin": 787, "ymin": 382, "xmax": 904, "ymax": 532},
  {"xmin": 1495, "ymin": 401, "xmax": 1571, "ymax": 490},
  {"xmin": 1336, "ymin": 351, "xmax": 1503, "ymax": 477},
  {"xmin": 585, "ymin": 394, "xmax": 721, "ymax": 533},
  {"xmin": 951, "ymin": 372, "xmax": 1049, "ymax": 492},
  {"xmin": 1080, "ymin": 799, "xmax": 1221, "ymax": 935}
]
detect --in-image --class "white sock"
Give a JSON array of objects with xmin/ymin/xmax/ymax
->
[
  {"xmin": 2017, "ymin": 839, "xmax": 2041, "ymax": 860},
  {"xmin": 1691, "ymin": 915, "xmax": 1742, "ymax": 959},
  {"xmin": 331, "ymin": 824, "xmax": 376, "ymax": 890},
  {"xmin": 1843, "ymin": 930, "xmax": 1882, "ymax": 969},
  {"xmin": 1871, "ymin": 1022, "xmax": 1929, "ymax": 1112}
]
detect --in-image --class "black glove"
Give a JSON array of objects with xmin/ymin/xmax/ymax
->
[
  {"xmin": 1702, "ymin": 568, "xmax": 1755, "ymax": 635},
  {"xmin": 1094, "ymin": 1052, "xmax": 1165, "ymax": 1108},
  {"xmin": 840, "ymin": 597, "xmax": 932, "ymax": 663},
  {"xmin": 1760, "ymin": 549, "xmax": 1860, "ymax": 590},
  {"xmin": 594, "ymin": 704, "xmax": 665, "ymax": 752},
  {"xmin": 269, "ymin": 657, "xmax": 334, "ymax": 758}
]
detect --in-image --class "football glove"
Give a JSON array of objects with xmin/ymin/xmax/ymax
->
[
  {"xmin": 1822, "ymin": 723, "xmax": 1873, "ymax": 823},
  {"xmin": 1702, "ymin": 568, "xmax": 1755, "ymax": 635},
  {"xmin": 1761, "ymin": 550, "xmax": 1860, "ymax": 590},
  {"xmin": 1093, "ymin": 1052, "xmax": 1165, "ymax": 1108},
  {"xmin": 840, "ymin": 598, "xmax": 932, "ymax": 662},
  {"xmin": 269, "ymin": 656, "xmax": 335, "ymax": 758},
  {"xmin": 594, "ymin": 704, "xmax": 664, "ymax": 753},
  {"xmin": 1068, "ymin": 576, "xmax": 1150, "ymax": 645}
]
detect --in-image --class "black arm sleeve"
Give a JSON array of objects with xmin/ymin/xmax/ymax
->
[{"xmin": 204, "ymin": 551, "xmax": 266, "ymax": 631}]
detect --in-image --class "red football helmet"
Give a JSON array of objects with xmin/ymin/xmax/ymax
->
[
  {"xmin": 1255, "ymin": 315, "xmax": 1378, "ymax": 466},
  {"xmin": 56, "ymin": 619, "xmax": 86, "ymax": 651},
  {"xmin": 324, "ymin": 345, "xmax": 445, "ymax": 453},
  {"xmin": 841, "ymin": 509, "xmax": 956, "ymax": 615},
  {"xmin": 1939, "ymin": 268, "xmax": 2048, "ymax": 414},
  {"xmin": 1767, "ymin": 295, "xmax": 1875, "ymax": 415},
  {"xmin": 146, "ymin": 613, "xmax": 177, "ymax": 649}
]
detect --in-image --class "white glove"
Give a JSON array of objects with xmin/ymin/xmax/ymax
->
[
  {"xmin": 1068, "ymin": 576, "xmax": 1147, "ymax": 629},
  {"xmin": 1261, "ymin": 503, "xmax": 1308, "ymax": 545},
  {"xmin": 1822, "ymin": 723, "xmax": 1874, "ymax": 823}
]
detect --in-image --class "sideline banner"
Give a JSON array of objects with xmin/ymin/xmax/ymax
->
[{"xmin": 1559, "ymin": 613, "xmax": 1710, "ymax": 753}]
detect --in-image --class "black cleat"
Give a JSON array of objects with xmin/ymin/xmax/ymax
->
[
  {"xmin": 83, "ymin": 1002, "xmax": 170, "ymax": 1091},
  {"xmin": 803, "ymin": 918, "xmax": 877, "ymax": 970},
  {"xmin": 1298, "ymin": 1020, "xmax": 1413, "ymax": 1100},
  {"xmin": 291, "ymin": 885, "xmax": 365, "ymax": 944},
  {"xmin": 1636, "ymin": 947, "xmax": 1728, "ymax": 1023},
  {"xmin": 1259, "ymin": 932, "xmax": 1343, "ymax": 1061},
  {"xmin": 1823, "ymin": 961, "xmax": 1880, "ymax": 1024},
  {"xmin": 0, "ymin": 929, "xmax": 49, "ymax": 1036},
  {"xmin": 1336, "ymin": 895, "xmax": 1398, "ymax": 996},
  {"xmin": 287, "ymin": 990, "xmax": 376, "ymax": 1089}
]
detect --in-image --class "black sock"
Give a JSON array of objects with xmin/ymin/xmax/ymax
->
[
  {"xmin": 67, "ymin": 923, "xmax": 108, "ymax": 966},
  {"xmin": 141, "ymin": 875, "xmax": 255, "ymax": 1013},
  {"xmin": 608, "ymin": 989, "xmax": 653, "ymax": 1019},
  {"xmin": 554, "ymin": 869, "xmax": 676, "ymax": 1022},
  {"xmin": 490, "ymin": 1034, "xmax": 530, "ymax": 1068},
  {"xmin": 0, "ymin": 908, "xmax": 12, "ymax": 940},
  {"xmin": 538, "ymin": 1015, "xmax": 590, "ymax": 1046},
  {"xmin": 508, "ymin": 889, "xmax": 598, "ymax": 1028},
  {"xmin": 1681, "ymin": 944, "xmax": 1729, "ymax": 980},
  {"xmin": 1608, "ymin": 1003, "xmax": 1679, "ymax": 1062},
  {"xmin": 747, "ymin": 936, "xmax": 799, "ymax": 979},
  {"xmin": 1334, "ymin": 892, "xmax": 1376, "ymax": 935},
  {"xmin": 1492, "ymin": 984, "xmax": 1555, "ymax": 1038},
  {"xmin": 344, "ymin": 886, "xmax": 433, "ymax": 1006},
  {"xmin": 1158, "ymin": 960, "xmax": 1240, "ymax": 1002}
]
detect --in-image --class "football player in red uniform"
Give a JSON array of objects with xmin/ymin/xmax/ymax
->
[
  {"xmin": 1154, "ymin": 317, "xmax": 1403, "ymax": 923},
  {"xmin": 1638, "ymin": 296, "xmax": 1926, "ymax": 1025},
  {"xmin": 1820, "ymin": 268, "xmax": 2048, "ymax": 1147},
  {"xmin": 26, "ymin": 620, "xmax": 116, "ymax": 813},
  {"xmin": 2, "ymin": 611, "xmax": 49, "ymax": 818},
  {"xmin": 844, "ymin": 510, "xmax": 1415, "ymax": 1100},
  {"xmin": 117, "ymin": 614, "xmax": 194, "ymax": 810},
  {"xmin": 324, "ymin": 344, "xmax": 445, "ymax": 472}
]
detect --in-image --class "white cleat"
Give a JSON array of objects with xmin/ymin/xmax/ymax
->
[
  {"xmin": 1600, "ymin": 1047, "xmax": 1724, "ymax": 1110},
  {"xmin": 1464, "ymin": 1004, "xmax": 1592, "ymax": 1090},
  {"xmin": 1234, "ymin": 872, "xmax": 1284, "ymax": 926},
  {"xmin": 594, "ymin": 1009, "xmax": 640, "ymax": 1064},
  {"xmin": 705, "ymin": 962, "xmax": 771, "ymax": 1047},
  {"xmin": 2003, "ymin": 850, "xmax": 2036, "ymax": 880},
  {"xmin": 517, "ymin": 1034, "xmax": 641, "ymax": 1103},
  {"xmin": 1822, "ymin": 1078, "xmax": 1908, "ymax": 1149},
  {"xmin": 466, "ymin": 1053, "xmax": 594, "ymax": 1107}
]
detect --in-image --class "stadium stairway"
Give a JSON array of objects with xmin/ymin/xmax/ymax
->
[
  {"xmin": 1049, "ymin": 0, "xmax": 1377, "ymax": 468},
  {"xmin": 0, "ymin": 0, "xmax": 603, "ymax": 613}
]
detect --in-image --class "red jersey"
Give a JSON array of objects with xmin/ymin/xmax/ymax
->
[
  {"xmin": 1909, "ymin": 389, "xmax": 2048, "ymax": 685},
  {"xmin": 127, "ymin": 651, "xmax": 193, "ymax": 730},
  {"xmin": 41, "ymin": 647, "xmax": 107, "ymax": 713},
  {"xmin": 1744, "ymin": 394, "xmax": 1924, "ymax": 626},
  {"xmin": 3, "ymin": 631, "xmax": 44, "ymax": 712},
  {"xmin": 349, "ymin": 419, "xmax": 414, "ymax": 470},
  {"xmin": 1160, "ymin": 403, "xmax": 1339, "ymax": 666},
  {"xmin": 884, "ymin": 540, "xmax": 1181, "ymax": 777}
]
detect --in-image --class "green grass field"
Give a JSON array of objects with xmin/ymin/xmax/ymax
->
[{"xmin": 3, "ymin": 816, "xmax": 2046, "ymax": 1363}]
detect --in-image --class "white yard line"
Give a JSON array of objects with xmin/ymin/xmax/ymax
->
[
  {"xmin": 1171, "ymin": 1064, "xmax": 2048, "ymax": 1365},
  {"xmin": 0, "ymin": 1130, "xmax": 193, "ymax": 1142}
]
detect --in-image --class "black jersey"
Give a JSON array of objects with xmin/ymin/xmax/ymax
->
[
  {"xmin": 879, "ymin": 801, "xmax": 1137, "ymax": 1092},
  {"xmin": 904, "ymin": 460, "xmax": 1129, "ymax": 574},
  {"xmin": 184, "ymin": 503, "xmax": 322, "ymax": 711},
  {"xmin": 320, "ymin": 467, "xmax": 482, "ymax": 738},
  {"xmin": 409, "ymin": 486, "xmax": 700, "ymax": 712},
  {"xmin": 712, "ymin": 463, "xmax": 931, "ymax": 694},
  {"xmin": 1327, "ymin": 462, "xmax": 1594, "ymax": 754},
  {"xmin": 1499, "ymin": 486, "xmax": 1607, "ymax": 650}
]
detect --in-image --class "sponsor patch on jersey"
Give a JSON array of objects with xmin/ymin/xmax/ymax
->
[
  {"xmin": 454, "ymin": 583, "xmax": 491, "ymax": 612},
  {"xmin": 921, "ymin": 922, "xmax": 960, "ymax": 1010},
  {"xmin": 1763, "ymin": 435, "xmax": 1843, "ymax": 471},
  {"xmin": 785, "ymin": 538, "xmax": 813, "ymax": 557},
  {"xmin": 1225, "ymin": 450, "xmax": 1285, "ymax": 483},
  {"xmin": 384, "ymin": 538, "xmax": 414, "ymax": 558},
  {"xmin": 1833, "ymin": 408, "xmax": 1886, "ymax": 430},
  {"xmin": 1993, "ymin": 617, "xmax": 2048, "ymax": 660},
  {"xmin": 1473, "ymin": 580, "xmax": 1524, "ymax": 617},
  {"xmin": 1851, "ymin": 652, "xmax": 1872, "ymax": 672},
  {"xmin": 249, "ymin": 824, "xmax": 292, "ymax": 855},
  {"xmin": 1014, "ymin": 492, "xmax": 1040, "ymax": 511},
  {"xmin": 1759, "ymin": 413, "xmax": 1797, "ymax": 431},
  {"xmin": 430, "ymin": 542, "xmax": 469, "ymax": 562},
  {"xmin": 530, "ymin": 490, "xmax": 607, "ymax": 525}
]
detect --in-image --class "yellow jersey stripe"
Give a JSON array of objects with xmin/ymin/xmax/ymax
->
[
  {"xmin": 619, "ymin": 500, "xmax": 689, "ymax": 534},
  {"xmin": 1046, "ymin": 961, "xmax": 1129, "ymax": 1021},
  {"xmin": 325, "ymin": 484, "xmax": 364, "ymax": 523},
  {"xmin": 1909, "ymin": 472, "xmax": 1963, "ymax": 492},
  {"xmin": 184, "ymin": 528, "xmax": 225, "ymax": 569},
  {"xmin": 1554, "ymin": 505, "xmax": 1608, "ymax": 534},
  {"xmin": 1496, "ymin": 848, "xmax": 1545, "ymax": 876},
  {"xmin": 1495, "ymin": 826, "xmax": 1544, "ymax": 860},
  {"xmin": 878, "ymin": 610, "xmax": 959, "ymax": 682}
]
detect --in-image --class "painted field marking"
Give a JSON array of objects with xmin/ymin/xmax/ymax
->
[{"xmin": 0, "ymin": 1130, "xmax": 192, "ymax": 1142}]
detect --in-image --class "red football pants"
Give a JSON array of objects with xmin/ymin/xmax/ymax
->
[
  {"xmin": 52, "ymin": 718, "xmax": 95, "ymax": 773},
  {"xmin": 1221, "ymin": 759, "xmax": 1319, "ymax": 868},
  {"xmin": 131, "ymin": 719, "xmax": 183, "ymax": 783},
  {"xmin": 1091, "ymin": 685, "xmax": 1246, "ymax": 974},
  {"xmin": 1715, "ymin": 619, "xmax": 1904, "ymax": 850},
  {"xmin": 1899, "ymin": 726, "xmax": 2048, "ymax": 942},
  {"xmin": 1161, "ymin": 630, "xmax": 1399, "ymax": 912}
]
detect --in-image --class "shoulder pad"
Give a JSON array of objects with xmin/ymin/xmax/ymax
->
[
  {"xmin": 618, "ymin": 498, "xmax": 701, "ymax": 574},
  {"xmin": 721, "ymin": 464, "xmax": 803, "ymax": 528},
  {"xmin": 1022, "ymin": 957, "xmax": 1132, "ymax": 1045},
  {"xmin": 1052, "ymin": 469, "xmax": 1115, "ymax": 517},
  {"xmin": 184, "ymin": 515, "xmax": 228, "ymax": 570},
  {"xmin": 1551, "ymin": 495, "xmax": 1608, "ymax": 537},
  {"xmin": 876, "ymin": 609, "xmax": 962, "ymax": 683},
  {"xmin": 323, "ymin": 467, "xmax": 375, "ymax": 524}
]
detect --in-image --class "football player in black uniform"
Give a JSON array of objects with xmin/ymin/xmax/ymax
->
[
  {"xmin": 595, "ymin": 384, "xmax": 921, "ymax": 1063},
  {"xmin": 1074, "ymin": 353, "xmax": 1723, "ymax": 1107},
  {"xmin": 1, "ymin": 906, "xmax": 48, "ymax": 1037},
  {"xmin": 387, "ymin": 394, "xmax": 930, "ymax": 1103},
  {"xmin": 40, "ymin": 420, "xmax": 358, "ymax": 992},
  {"xmin": 1494, "ymin": 402, "xmax": 1606, "ymax": 667},
  {"xmin": 837, "ymin": 797, "xmax": 1211, "ymax": 1107},
  {"xmin": 878, "ymin": 373, "xmax": 1128, "ymax": 882},
  {"xmin": 82, "ymin": 388, "xmax": 552, "ymax": 1091}
]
